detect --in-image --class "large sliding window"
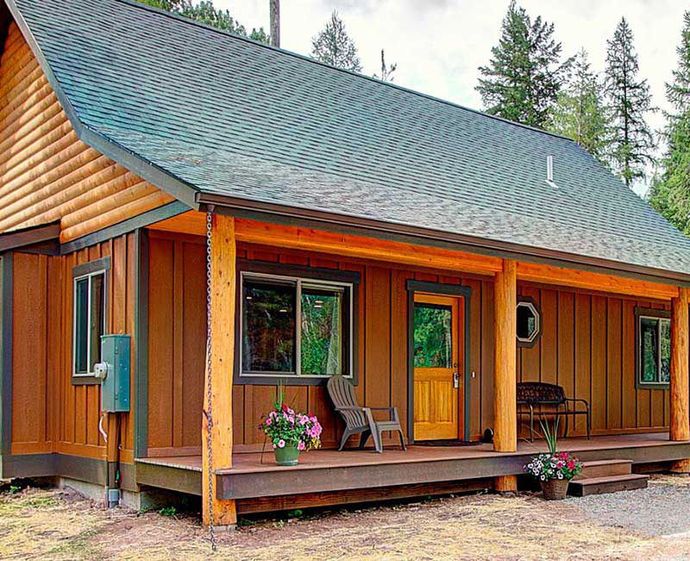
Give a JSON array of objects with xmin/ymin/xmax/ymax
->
[
  {"xmin": 73, "ymin": 260, "xmax": 108, "ymax": 379},
  {"xmin": 636, "ymin": 308, "xmax": 671, "ymax": 389},
  {"xmin": 241, "ymin": 272, "xmax": 353, "ymax": 380}
]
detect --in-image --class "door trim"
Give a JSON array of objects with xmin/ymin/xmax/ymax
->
[{"xmin": 406, "ymin": 280, "xmax": 472, "ymax": 443}]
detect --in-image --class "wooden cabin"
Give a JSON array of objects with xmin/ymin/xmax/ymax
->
[{"xmin": 2, "ymin": 0, "xmax": 690, "ymax": 527}]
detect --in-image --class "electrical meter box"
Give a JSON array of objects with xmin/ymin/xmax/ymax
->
[{"xmin": 95, "ymin": 334, "xmax": 130, "ymax": 413}]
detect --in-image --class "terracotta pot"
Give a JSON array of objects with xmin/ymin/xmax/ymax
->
[
  {"xmin": 274, "ymin": 443, "xmax": 300, "ymax": 466},
  {"xmin": 541, "ymin": 478, "xmax": 569, "ymax": 500}
]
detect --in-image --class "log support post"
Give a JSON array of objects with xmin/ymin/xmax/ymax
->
[
  {"xmin": 670, "ymin": 287, "xmax": 690, "ymax": 473},
  {"xmin": 202, "ymin": 214, "xmax": 237, "ymax": 527},
  {"xmin": 493, "ymin": 259, "xmax": 518, "ymax": 491}
]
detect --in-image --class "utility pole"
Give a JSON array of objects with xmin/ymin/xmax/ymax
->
[{"xmin": 270, "ymin": 0, "xmax": 280, "ymax": 48}]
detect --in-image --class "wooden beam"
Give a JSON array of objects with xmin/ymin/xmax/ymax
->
[
  {"xmin": 671, "ymin": 288, "xmax": 690, "ymax": 443},
  {"xmin": 202, "ymin": 213, "xmax": 237, "ymax": 527},
  {"xmin": 516, "ymin": 261, "xmax": 679, "ymax": 301},
  {"xmin": 494, "ymin": 259, "xmax": 517, "ymax": 454},
  {"xmin": 148, "ymin": 211, "xmax": 503, "ymax": 275}
]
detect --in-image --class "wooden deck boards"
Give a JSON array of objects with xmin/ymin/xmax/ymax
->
[{"xmin": 138, "ymin": 432, "xmax": 679, "ymax": 475}]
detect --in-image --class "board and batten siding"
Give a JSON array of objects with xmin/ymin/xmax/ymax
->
[
  {"xmin": 145, "ymin": 231, "xmax": 671, "ymax": 456},
  {"xmin": 10, "ymin": 236, "xmax": 137, "ymax": 463},
  {"xmin": 0, "ymin": 23, "xmax": 173, "ymax": 242}
]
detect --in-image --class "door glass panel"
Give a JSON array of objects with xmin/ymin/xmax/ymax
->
[
  {"xmin": 413, "ymin": 303, "xmax": 452, "ymax": 368},
  {"xmin": 301, "ymin": 286, "xmax": 344, "ymax": 376}
]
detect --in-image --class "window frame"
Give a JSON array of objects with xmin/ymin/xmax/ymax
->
[
  {"xmin": 516, "ymin": 296, "xmax": 541, "ymax": 348},
  {"xmin": 635, "ymin": 307, "xmax": 671, "ymax": 390},
  {"xmin": 236, "ymin": 260, "xmax": 359, "ymax": 386},
  {"xmin": 72, "ymin": 257, "xmax": 110, "ymax": 385}
]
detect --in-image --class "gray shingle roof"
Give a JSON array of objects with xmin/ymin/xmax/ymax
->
[{"xmin": 10, "ymin": 0, "xmax": 690, "ymax": 277}]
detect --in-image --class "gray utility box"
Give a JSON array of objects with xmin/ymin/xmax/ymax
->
[{"xmin": 96, "ymin": 334, "xmax": 131, "ymax": 413}]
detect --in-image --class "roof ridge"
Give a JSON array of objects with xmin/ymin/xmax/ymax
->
[{"xmin": 112, "ymin": 0, "xmax": 576, "ymax": 144}]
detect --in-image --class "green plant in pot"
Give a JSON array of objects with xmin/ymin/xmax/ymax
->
[
  {"xmin": 524, "ymin": 418, "xmax": 583, "ymax": 500},
  {"xmin": 259, "ymin": 388, "xmax": 322, "ymax": 466}
]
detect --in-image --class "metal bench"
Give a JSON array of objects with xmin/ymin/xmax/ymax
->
[{"xmin": 517, "ymin": 382, "xmax": 591, "ymax": 441}]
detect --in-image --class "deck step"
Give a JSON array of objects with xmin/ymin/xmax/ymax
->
[
  {"xmin": 569, "ymin": 473, "xmax": 649, "ymax": 497},
  {"xmin": 573, "ymin": 459, "xmax": 632, "ymax": 480}
]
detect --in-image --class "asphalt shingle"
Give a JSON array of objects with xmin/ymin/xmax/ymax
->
[{"xmin": 10, "ymin": 0, "xmax": 690, "ymax": 275}]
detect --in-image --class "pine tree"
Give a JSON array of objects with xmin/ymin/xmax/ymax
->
[
  {"xmin": 666, "ymin": 11, "xmax": 690, "ymax": 115},
  {"xmin": 649, "ymin": 11, "xmax": 690, "ymax": 232},
  {"xmin": 548, "ymin": 49, "xmax": 609, "ymax": 163},
  {"xmin": 603, "ymin": 18, "xmax": 655, "ymax": 187},
  {"xmin": 476, "ymin": 1, "xmax": 570, "ymax": 129},
  {"xmin": 311, "ymin": 11, "xmax": 362, "ymax": 72},
  {"xmin": 138, "ymin": 0, "xmax": 269, "ymax": 42}
]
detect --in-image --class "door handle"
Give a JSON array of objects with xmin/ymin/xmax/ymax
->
[{"xmin": 453, "ymin": 371, "xmax": 460, "ymax": 389}]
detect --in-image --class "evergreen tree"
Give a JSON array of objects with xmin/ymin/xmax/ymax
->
[
  {"xmin": 311, "ymin": 11, "xmax": 362, "ymax": 72},
  {"xmin": 476, "ymin": 1, "xmax": 570, "ymax": 129},
  {"xmin": 666, "ymin": 11, "xmax": 690, "ymax": 116},
  {"xmin": 548, "ymin": 49, "xmax": 609, "ymax": 163},
  {"xmin": 603, "ymin": 18, "xmax": 655, "ymax": 187},
  {"xmin": 649, "ymin": 11, "xmax": 690, "ymax": 232},
  {"xmin": 138, "ymin": 0, "xmax": 269, "ymax": 42}
]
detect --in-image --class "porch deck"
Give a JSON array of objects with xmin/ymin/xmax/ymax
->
[{"xmin": 135, "ymin": 433, "xmax": 690, "ymax": 513}]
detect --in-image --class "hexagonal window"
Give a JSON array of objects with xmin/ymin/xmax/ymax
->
[{"xmin": 516, "ymin": 298, "xmax": 541, "ymax": 347}]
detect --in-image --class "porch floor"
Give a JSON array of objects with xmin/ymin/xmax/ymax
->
[{"xmin": 135, "ymin": 432, "xmax": 690, "ymax": 512}]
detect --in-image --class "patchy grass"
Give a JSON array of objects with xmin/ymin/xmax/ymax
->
[{"xmin": 2, "ymin": 477, "xmax": 690, "ymax": 560}]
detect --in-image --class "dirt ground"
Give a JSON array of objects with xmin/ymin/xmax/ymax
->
[{"xmin": 3, "ymin": 476, "xmax": 690, "ymax": 560}]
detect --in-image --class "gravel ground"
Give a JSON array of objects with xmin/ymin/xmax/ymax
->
[
  {"xmin": 571, "ymin": 475, "xmax": 690, "ymax": 537},
  {"xmin": 3, "ymin": 475, "xmax": 690, "ymax": 560}
]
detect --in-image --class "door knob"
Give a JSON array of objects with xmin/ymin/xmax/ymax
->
[{"xmin": 453, "ymin": 371, "xmax": 460, "ymax": 388}]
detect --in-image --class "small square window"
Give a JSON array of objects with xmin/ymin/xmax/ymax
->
[
  {"xmin": 637, "ymin": 310, "xmax": 671, "ymax": 388},
  {"xmin": 73, "ymin": 268, "xmax": 107, "ymax": 377}
]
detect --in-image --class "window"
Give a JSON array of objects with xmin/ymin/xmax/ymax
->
[
  {"xmin": 517, "ymin": 297, "xmax": 541, "ymax": 347},
  {"xmin": 637, "ymin": 310, "xmax": 671, "ymax": 388},
  {"xmin": 73, "ymin": 259, "xmax": 108, "ymax": 378},
  {"xmin": 240, "ymin": 272, "xmax": 353, "ymax": 379},
  {"xmin": 413, "ymin": 303, "xmax": 452, "ymax": 368}
]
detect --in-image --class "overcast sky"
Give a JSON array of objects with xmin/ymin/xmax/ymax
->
[{"xmin": 222, "ymin": 0, "xmax": 688, "ymax": 196}]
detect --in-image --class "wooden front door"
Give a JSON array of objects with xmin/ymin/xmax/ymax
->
[{"xmin": 413, "ymin": 293, "xmax": 463, "ymax": 441}]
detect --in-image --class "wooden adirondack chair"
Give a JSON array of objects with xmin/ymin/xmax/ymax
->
[{"xmin": 327, "ymin": 375, "xmax": 406, "ymax": 453}]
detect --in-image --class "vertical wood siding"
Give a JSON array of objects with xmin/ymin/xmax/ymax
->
[
  {"xmin": 146, "ymin": 235, "xmax": 671, "ymax": 455},
  {"xmin": 0, "ymin": 23, "xmax": 173, "ymax": 242},
  {"xmin": 10, "ymin": 236, "xmax": 137, "ymax": 462}
]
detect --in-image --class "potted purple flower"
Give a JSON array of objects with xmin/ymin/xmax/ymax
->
[{"xmin": 260, "ymin": 394, "xmax": 322, "ymax": 466}]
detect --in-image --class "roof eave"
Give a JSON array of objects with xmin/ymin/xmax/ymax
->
[{"xmin": 196, "ymin": 192, "xmax": 690, "ymax": 288}]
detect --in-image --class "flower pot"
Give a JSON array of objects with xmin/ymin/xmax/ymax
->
[
  {"xmin": 541, "ymin": 478, "xmax": 570, "ymax": 500},
  {"xmin": 274, "ymin": 443, "xmax": 300, "ymax": 466}
]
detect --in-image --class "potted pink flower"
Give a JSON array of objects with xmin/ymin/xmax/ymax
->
[
  {"xmin": 260, "ymin": 395, "xmax": 322, "ymax": 466},
  {"xmin": 524, "ymin": 419, "xmax": 583, "ymax": 500}
]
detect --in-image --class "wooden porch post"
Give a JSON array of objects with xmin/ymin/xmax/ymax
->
[
  {"xmin": 670, "ymin": 287, "xmax": 690, "ymax": 472},
  {"xmin": 493, "ymin": 259, "xmax": 518, "ymax": 491},
  {"xmin": 202, "ymin": 213, "xmax": 237, "ymax": 527}
]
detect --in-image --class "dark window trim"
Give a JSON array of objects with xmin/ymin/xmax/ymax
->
[
  {"xmin": 72, "ymin": 257, "xmax": 111, "ymax": 386},
  {"xmin": 406, "ymin": 280, "xmax": 472, "ymax": 443},
  {"xmin": 635, "ymin": 306, "xmax": 671, "ymax": 390},
  {"xmin": 516, "ymin": 295, "xmax": 542, "ymax": 349},
  {"xmin": 234, "ymin": 259, "xmax": 360, "ymax": 386}
]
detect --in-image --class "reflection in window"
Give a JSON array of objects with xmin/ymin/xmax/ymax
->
[
  {"xmin": 413, "ymin": 303, "xmax": 452, "ymax": 368},
  {"xmin": 301, "ymin": 286, "xmax": 343, "ymax": 376},
  {"xmin": 241, "ymin": 274, "xmax": 352, "ymax": 378},
  {"xmin": 73, "ymin": 270, "xmax": 106, "ymax": 376},
  {"xmin": 639, "ymin": 315, "xmax": 671, "ymax": 386},
  {"xmin": 242, "ymin": 279, "xmax": 296, "ymax": 373},
  {"xmin": 517, "ymin": 300, "xmax": 540, "ymax": 345}
]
